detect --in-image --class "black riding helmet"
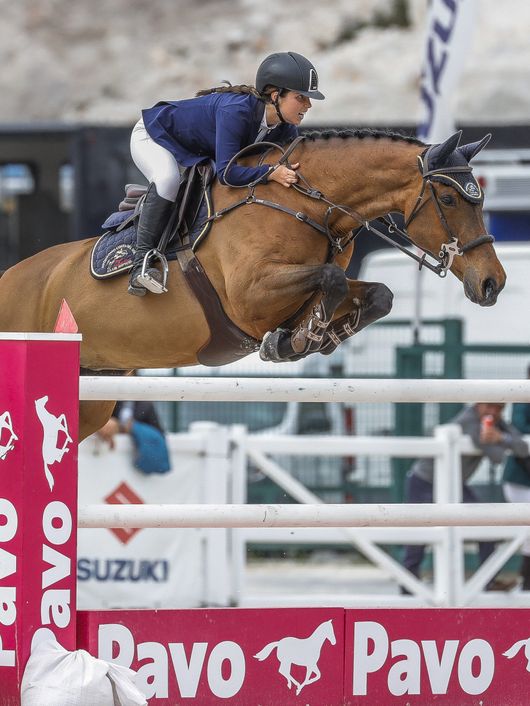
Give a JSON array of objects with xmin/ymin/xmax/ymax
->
[{"xmin": 255, "ymin": 51, "xmax": 325, "ymax": 100}]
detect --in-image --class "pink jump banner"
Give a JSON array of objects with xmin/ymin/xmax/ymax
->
[
  {"xmin": 0, "ymin": 334, "xmax": 80, "ymax": 702},
  {"xmin": 77, "ymin": 607, "xmax": 344, "ymax": 705},
  {"xmin": 345, "ymin": 608, "xmax": 530, "ymax": 706},
  {"xmin": 78, "ymin": 607, "xmax": 530, "ymax": 705}
]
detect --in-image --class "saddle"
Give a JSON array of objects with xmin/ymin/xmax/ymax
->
[
  {"xmin": 90, "ymin": 162, "xmax": 260, "ymax": 366},
  {"xmin": 90, "ymin": 162, "xmax": 215, "ymax": 279}
]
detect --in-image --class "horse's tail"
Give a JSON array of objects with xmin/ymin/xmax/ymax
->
[{"xmin": 254, "ymin": 641, "xmax": 279, "ymax": 661}]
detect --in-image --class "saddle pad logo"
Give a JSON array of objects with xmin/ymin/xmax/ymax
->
[
  {"xmin": 0, "ymin": 411, "xmax": 18, "ymax": 461},
  {"xmin": 465, "ymin": 181, "xmax": 480, "ymax": 197},
  {"xmin": 254, "ymin": 619, "xmax": 336, "ymax": 695},
  {"xmin": 35, "ymin": 396, "xmax": 73, "ymax": 491},
  {"xmin": 102, "ymin": 244, "xmax": 135, "ymax": 273}
]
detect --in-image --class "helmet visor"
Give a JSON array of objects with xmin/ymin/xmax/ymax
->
[
  {"xmin": 290, "ymin": 68, "xmax": 325, "ymax": 99},
  {"xmin": 293, "ymin": 88, "xmax": 325, "ymax": 100}
]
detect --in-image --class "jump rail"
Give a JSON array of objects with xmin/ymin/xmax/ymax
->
[
  {"xmin": 4, "ymin": 336, "xmax": 529, "ymax": 706},
  {"xmin": 79, "ymin": 376, "xmax": 530, "ymax": 403},
  {"xmin": 78, "ymin": 502, "xmax": 530, "ymax": 528}
]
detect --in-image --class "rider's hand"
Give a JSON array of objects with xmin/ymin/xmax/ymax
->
[{"xmin": 269, "ymin": 162, "xmax": 299, "ymax": 188}]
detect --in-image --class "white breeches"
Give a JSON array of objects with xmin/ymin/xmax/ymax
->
[
  {"xmin": 130, "ymin": 118, "xmax": 181, "ymax": 202},
  {"xmin": 503, "ymin": 482, "xmax": 530, "ymax": 555}
]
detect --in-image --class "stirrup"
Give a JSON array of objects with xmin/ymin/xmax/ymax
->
[{"xmin": 135, "ymin": 249, "xmax": 169, "ymax": 294}]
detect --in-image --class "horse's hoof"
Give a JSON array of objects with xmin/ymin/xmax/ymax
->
[{"xmin": 259, "ymin": 330, "xmax": 287, "ymax": 362}]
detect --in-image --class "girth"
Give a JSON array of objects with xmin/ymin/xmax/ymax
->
[
  {"xmin": 168, "ymin": 165, "xmax": 261, "ymax": 365},
  {"xmin": 174, "ymin": 247, "xmax": 260, "ymax": 366}
]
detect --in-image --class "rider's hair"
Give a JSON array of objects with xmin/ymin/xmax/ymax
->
[
  {"xmin": 196, "ymin": 82, "xmax": 261, "ymax": 98},
  {"xmin": 196, "ymin": 81, "xmax": 287, "ymax": 103}
]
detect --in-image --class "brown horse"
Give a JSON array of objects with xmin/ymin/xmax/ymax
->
[{"xmin": 0, "ymin": 129, "xmax": 506, "ymax": 440}]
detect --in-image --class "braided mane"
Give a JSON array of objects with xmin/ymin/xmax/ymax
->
[{"xmin": 303, "ymin": 128, "xmax": 425, "ymax": 146}]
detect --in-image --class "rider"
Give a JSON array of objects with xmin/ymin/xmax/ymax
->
[{"xmin": 128, "ymin": 51, "xmax": 325, "ymax": 296}]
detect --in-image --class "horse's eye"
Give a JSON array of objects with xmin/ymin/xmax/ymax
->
[{"xmin": 440, "ymin": 193, "xmax": 456, "ymax": 206}]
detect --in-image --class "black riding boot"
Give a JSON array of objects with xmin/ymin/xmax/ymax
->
[
  {"xmin": 128, "ymin": 183, "xmax": 173, "ymax": 296},
  {"xmin": 521, "ymin": 555, "xmax": 530, "ymax": 591}
]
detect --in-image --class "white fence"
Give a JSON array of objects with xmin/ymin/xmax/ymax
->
[
  {"xmin": 79, "ymin": 376, "xmax": 530, "ymax": 402},
  {"xmin": 79, "ymin": 420, "xmax": 530, "ymax": 609}
]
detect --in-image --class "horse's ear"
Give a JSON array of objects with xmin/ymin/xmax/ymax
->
[
  {"xmin": 427, "ymin": 130, "xmax": 463, "ymax": 168},
  {"xmin": 459, "ymin": 133, "xmax": 492, "ymax": 163}
]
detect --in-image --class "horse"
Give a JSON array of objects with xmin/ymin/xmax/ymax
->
[
  {"xmin": 0, "ymin": 129, "xmax": 506, "ymax": 441},
  {"xmin": 253, "ymin": 618, "xmax": 336, "ymax": 695},
  {"xmin": 35, "ymin": 395, "xmax": 74, "ymax": 491}
]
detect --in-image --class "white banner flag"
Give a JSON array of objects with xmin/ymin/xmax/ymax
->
[{"xmin": 417, "ymin": 0, "xmax": 478, "ymax": 143}]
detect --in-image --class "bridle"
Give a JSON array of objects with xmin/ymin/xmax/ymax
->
[
  {"xmin": 206, "ymin": 136, "xmax": 494, "ymax": 276},
  {"xmin": 371, "ymin": 151, "xmax": 495, "ymax": 277}
]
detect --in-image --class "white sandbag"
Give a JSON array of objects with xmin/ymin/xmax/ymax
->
[
  {"xmin": 21, "ymin": 629, "xmax": 147, "ymax": 706},
  {"xmin": 107, "ymin": 662, "xmax": 148, "ymax": 706}
]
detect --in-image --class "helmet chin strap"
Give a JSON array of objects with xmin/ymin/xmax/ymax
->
[{"xmin": 272, "ymin": 94, "xmax": 287, "ymax": 124}]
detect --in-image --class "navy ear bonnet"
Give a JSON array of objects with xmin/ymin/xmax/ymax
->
[{"xmin": 418, "ymin": 131, "xmax": 491, "ymax": 204}]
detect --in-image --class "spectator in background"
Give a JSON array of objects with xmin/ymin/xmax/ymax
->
[
  {"xmin": 401, "ymin": 402, "xmax": 529, "ymax": 593},
  {"xmin": 98, "ymin": 399, "xmax": 171, "ymax": 475},
  {"xmin": 502, "ymin": 366, "xmax": 530, "ymax": 590}
]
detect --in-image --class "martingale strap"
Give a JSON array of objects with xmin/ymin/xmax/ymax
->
[{"xmin": 204, "ymin": 137, "xmax": 357, "ymax": 260}]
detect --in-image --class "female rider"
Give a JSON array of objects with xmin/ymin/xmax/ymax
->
[{"xmin": 128, "ymin": 51, "xmax": 325, "ymax": 296}]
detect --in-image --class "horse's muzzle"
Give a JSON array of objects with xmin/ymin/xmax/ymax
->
[{"xmin": 463, "ymin": 271, "xmax": 505, "ymax": 307}]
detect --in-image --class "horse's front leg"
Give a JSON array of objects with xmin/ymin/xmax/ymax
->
[
  {"xmin": 258, "ymin": 263, "xmax": 348, "ymax": 363},
  {"xmin": 318, "ymin": 279, "xmax": 393, "ymax": 356}
]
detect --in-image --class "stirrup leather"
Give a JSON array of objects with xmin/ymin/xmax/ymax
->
[{"xmin": 135, "ymin": 249, "xmax": 169, "ymax": 294}]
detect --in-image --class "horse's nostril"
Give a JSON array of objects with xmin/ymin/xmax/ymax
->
[
  {"xmin": 483, "ymin": 278, "xmax": 497, "ymax": 302},
  {"xmin": 482, "ymin": 278, "xmax": 499, "ymax": 306}
]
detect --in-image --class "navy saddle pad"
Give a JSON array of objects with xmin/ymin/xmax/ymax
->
[{"xmin": 90, "ymin": 190, "xmax": 213, "ymax": 279}]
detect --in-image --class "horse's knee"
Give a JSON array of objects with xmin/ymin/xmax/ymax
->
[
  {"xmin": 367, "ymin": 282, "xmax": 393, "ymax": 318},
  {"xmin": 79, "ymin": 400, "xmax": 117, "ymax": 442},
  {"xmin": 321, "ymin": 264, "xmax": 348, "ymax": 302}
]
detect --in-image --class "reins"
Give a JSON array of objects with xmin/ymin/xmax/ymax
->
[{"xmin": 205, "ymin": 136, "xmax": 494, "ymax": 276}]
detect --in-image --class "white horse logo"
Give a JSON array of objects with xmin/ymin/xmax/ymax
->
[
  {"xmin": 254, "ymin": 619, "xmax": 336, "ymax": 695},
  {"xmin": 35, "ymin": 396, "xmax": 73, "ymax": 491},
  {"xmin": 504, "ymin": 638, "xmax": 530, "ymax": 671},
  {"xmin": 0, "ymin": 411, "xmax": 18, "ymax": 461}
]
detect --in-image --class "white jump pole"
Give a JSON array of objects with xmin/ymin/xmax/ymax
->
[
  {"xmin": 78, "ymin": 502, "xmax": 530, "ymax": 529},
  {"xmin": 79, "ymin": 376, "xmax": 530, "ymax": 403}
]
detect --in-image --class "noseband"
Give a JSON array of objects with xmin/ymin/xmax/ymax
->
[{"xmin": 210, "ymin": 137, "xmax": 495, "ymax": 276}]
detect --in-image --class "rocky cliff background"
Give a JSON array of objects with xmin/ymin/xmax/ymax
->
[{"xmin": 1, "ymin": 0, "xmax": 529, "ymax": 127}]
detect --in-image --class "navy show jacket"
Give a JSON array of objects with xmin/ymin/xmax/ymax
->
[{"xmin": 141, "ymin": 92, "xmax": 298, "ymax": 187}]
